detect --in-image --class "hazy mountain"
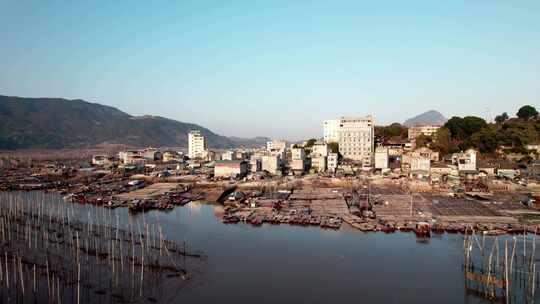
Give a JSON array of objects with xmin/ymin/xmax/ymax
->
[
  {"xmin": 403, "ymin": 110, "xmax": 447, "ymax": 127},
  {"xmin": 0, "ymin": 95, "xmax": 265, "ymax": 149}
]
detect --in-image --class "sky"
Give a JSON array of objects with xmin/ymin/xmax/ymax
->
[{"xmin": 1, "ymin": 1, "xmax": 539, "ymax": 140}]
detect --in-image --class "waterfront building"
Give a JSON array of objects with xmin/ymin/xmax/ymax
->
[
  {"xmin": 214, "ymin": 160, "xmax": 248, "ymax": 179},
  {"xmin": 337, "ymin": 116, "xmax": 374, "ymax": 167},
  {"xmin": 188, "ymin": 130, "xmax": 207, "ymax": 159}
]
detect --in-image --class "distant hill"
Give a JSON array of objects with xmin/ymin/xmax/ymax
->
[
  {"xmin": 403, "ymin": 110, "xmax": 447, "ymax": 127},
  {"xmin": 0, "ymin": 95, "xmax": 266, "ymax": 150}
]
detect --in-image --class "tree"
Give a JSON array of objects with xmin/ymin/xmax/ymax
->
[
  {"xmin": 305, "ymin": 138, "xmax": 317, "ymax": 147},
  {"xmin": 415, "ymin": 134, "xmax": 432, "ymax": 148},
  {"xmin": 431, "ymin": 127, "xmax": 454, "ymax": 155},
  {"xmin": 327, "ymin": 142, "xmax": 339, "ymax": 154},
  {"xmin": 470, "ymin": 126, "xmax": 499, "ymax": 153},
  {"xmin": 494, "ymin": 112, "xmax": 509, "ymax": 124},
  {"xmin": 444, "ymin": 116, "xmax": 487, "ymax": 142},
  {"xmin": 517, "ymin": 105, "xmax": 538, "ymax": 120}
]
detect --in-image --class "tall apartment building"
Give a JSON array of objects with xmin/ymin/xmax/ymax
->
[
  {"xmin": 337, "ymin": 116, "xmax": 374, "ymax": 167},
  {"xmin": 188, "ymin": 130, "xmax": 207, "ymax": 159},
  {"xmin": 323, "ymin": 119, "xmax": 341, "ymax": 143}
]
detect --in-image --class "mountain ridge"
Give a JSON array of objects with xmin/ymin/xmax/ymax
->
[{"xmin": 0, "ymin": 95, "xmax": 267, "ymax": 150}]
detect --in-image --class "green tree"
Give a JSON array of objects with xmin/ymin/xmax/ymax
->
[
  {"xmin": 470, "ymin": 126, "xmax": 499, "ymax": 153},
  {"xmin": 494, "ymin": 112, "xmax": 509, "ymax": 124},
  {"xmin": 431, "ymin": 127, "xmax": 454, "ymax": 155},
  {"xmin": 517, "ymin": 105, "xmax": 538, "ymax": 120},
  {"xmin": 444, "ymin": 116, "xmax": 487, "ymax": 142},
  {"xmin": 305, "ymin": 138, "xmax": 317, "ymax": 147},
  {"xmin": 327, "ymin": 142, "xmax": 339, "ymax": 154},
  {"xmin": 415, "ymin": 134, "xmax": 432, "ymax": 148}
]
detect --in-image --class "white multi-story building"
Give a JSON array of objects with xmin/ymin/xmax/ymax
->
[
  {"xmin": 262, "ymin": 155, "xmax": 280, "ymax": 175},
  {"xmin": 323, "ymin": 119, "xmax": 341, "ymax": 143},
  {"xmin": 311, "ymin": 142, "xmax": 329, "ymax": 157},
  {"xmin": 408, "ymin": 125, "xmax": 442, "ymax": 141},
  {"xmin": 374, "ymin": 147, "xmax": 389, "ymax": 170},
  {"xmin": 188, "ymin": 130, "xmax": 207, "ymax": 159},
  {"xmin": 291, "ymin": 147, "xmax": 306, "ymax": 172},
  {"xmin": 337, "ymin": 116, "xmax": 374, "ymax": 167},
  {"xmin": 327, "ymin": 153, "xmax": 339, "ymax": 172},
  {"xmin": 452, "ymin": 149, "xmax": 477, "ymax": 172},
  {"xmin": 266, "ymin": 140, "xmax": 287, "ymax": 152}
]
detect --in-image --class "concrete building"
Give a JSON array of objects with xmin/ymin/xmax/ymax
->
[
  {"xmin": 452, "ymin": 149, "xmax": 477, "ymax": 172},
  {"xmin": 249, "ymin": 156, "xmax": 262, "ymax": 173},
  {"xmin": 266, "ymin": 140, "xmax": 287, "ymax": 152},
  {"xmin": 374, "ymin": 147, "xmax": 389, "ymax": 170},
  {"xmin": 188, "ymin": 130, "xmax": 207, "ymax": 159},
  {"xmin": 291, "ymin": 147, "xmax": 307, "ymax": 173},
  {"xmin": 118, "ymin": 150, "xmax": 139, "ymax": 164},
  {"xmin": 221, "ymin": 150, "xmax": 236, "ymax": 161},
  {"xmin": 412, "ymin": 147, "xmax": 439, "ymax": 162},
  {"xmin": 327, "ymin": 153, "xmax": 339, "ymax": 173},
  {"xmin": 214, "ymin": 160, "xmax": 248, "ymax": 179},
  {"xmin": 337, "ymin": 116, "xmax": 374, "ymax": 167},
  {"xmin": 141, "ymin": 148, "xmax": 162, "ymax": 161},
  {"xmin": 311, "ymin": 143, "xmax": 329, "ymax": 157},
  {"xmin": 408, "ymin": 125, "xmax": 442, "ymax": 141},
  {"xmin": 162, "ymin": 151, "xmax": 182, "ymax": 163},
  {"xmin": 323, "ymin": 119, "xmax": 341, "ymax": 143},
  {"xmin": 262, "ymin": 155, "xmax": 280, "ymax": 175},
  {"xmin": 92, "ymin": 155, "xmax": 114, "ymax": 166},
  {"xmin": 410, "ymin": 157, "xmax": 431, "ymax": 173},
  {"xmin": 311, "ymin": 155, "xmax": 327, "ymax": 173}
]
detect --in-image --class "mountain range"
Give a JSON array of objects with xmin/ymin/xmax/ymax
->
[
  {"xmin": 403, "ymin": 110, "xmax": 447, "ymax": 127},
  {"xmin": 0, "ymin": 95, "xmax": 269, "ymax": 150}
]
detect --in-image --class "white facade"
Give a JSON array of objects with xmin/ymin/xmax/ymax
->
[
  {"xmin": 266, "ymin": 140, "xmax": 287, "ymax": 152},
  {"xmin": 337, "ymin": 116, "xmax": 374, "ymax": 167},
  {"xmin": 323, "ymin": 119, "xmax": 341, "ymax": 143},
  {"xmin": 188, "ymin": 130, "xmax": 207, "ymax": 159},
  {"xmin": 374, "ymin": 147, "xmax": 389, "ymax": 170},
  {"xmin": 452, "ymin": 149, "xmax": 477, "ymax": 172},
  {"xmin": 408, "ymin": 125, "xmax": 442, "ymax": 141},
  {"xmin": 221, "ymin": 150, "xmax": 236, "ymax": 161},
  {"xmin": 262, "ymin": 155, "xmax": 280, "ymax": 175},
  {"xmin": 311, "ymin": 143, "xmax": 329, "ymax": 157},
  {"xmin": 410, "ymin": 157, "xmax": 431, "ymax": 172},
  {"xmin": 327, "ymin": 153, "xmax": 338, "ymax": 172},
  {"xmin": 311, "ymin": 155, "xmax": 327, "ymax": 172}
]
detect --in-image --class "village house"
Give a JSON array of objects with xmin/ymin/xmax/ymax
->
[
  {"xmin": 374, "ymin": 147, "xmax": 389, "ymax": 170},
  {"xmin": 214, "ymin": 160, "xmax": 248, "ymax": 179},
  {"xmin": 291, "ymin": 147, "xmax": 307, "ymax": 174},
  {"xmin": 92, "ymin": 155, "xmax": 114, "ymax": 167}
]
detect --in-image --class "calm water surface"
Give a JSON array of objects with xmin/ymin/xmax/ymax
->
[{"xmin": 4, "ymin": 192, "xmax": 537, "ymax": 304}]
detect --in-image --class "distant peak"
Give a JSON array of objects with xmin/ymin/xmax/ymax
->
[{"xmin": 404, "ymin": 110, "xmax": 447, "ymax": 127}]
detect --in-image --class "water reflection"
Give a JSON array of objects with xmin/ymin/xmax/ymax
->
[{"xmin": 1, "ymin": 191, "xmax": 538, "ymax": 304}]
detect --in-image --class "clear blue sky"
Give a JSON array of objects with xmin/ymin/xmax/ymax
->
[{"xmin": 1, "ymin": 1, "xmax": 539, "ymax": 140}]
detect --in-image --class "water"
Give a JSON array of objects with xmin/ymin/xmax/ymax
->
[{"xmin": 2, "ymin": 191, "xmax": 539, "ymax": 304}]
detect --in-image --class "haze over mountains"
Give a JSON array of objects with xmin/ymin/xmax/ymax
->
[
  {"xmin": 0, "ymin": 95, "xmax": 269, "ymax": 150},
  {"xmin": 403, "ymin": 110, "xmax": 447, "ymax": 127}
]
